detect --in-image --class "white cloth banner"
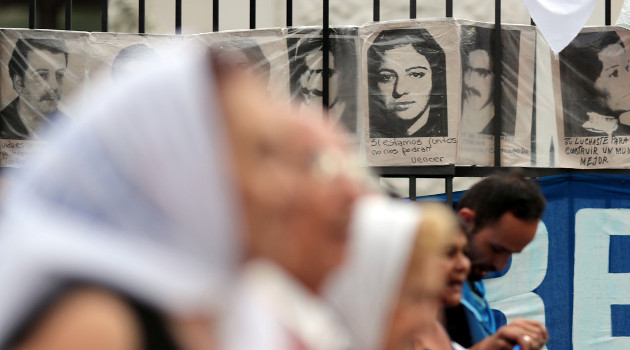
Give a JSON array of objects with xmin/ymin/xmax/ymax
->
[{"xmin": 522, "ymin": 0, "xmax": 598, "ymax": 54}]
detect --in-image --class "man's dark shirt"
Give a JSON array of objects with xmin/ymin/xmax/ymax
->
[
  {"xmin": 0, "ymin": 98, "xmax": 66, "ymax": 140},
  {"xmin": 445, "ymin": 304, "xmax": 473, "ymax": 348},
  {"xmin": 0, "ymin": 98, "xmax": 30, "ymax": 140}
]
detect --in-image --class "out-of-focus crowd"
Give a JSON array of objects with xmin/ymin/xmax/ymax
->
[{"xmin": 0, "ymin": 46, "xmax": 548, "ymax": 350}]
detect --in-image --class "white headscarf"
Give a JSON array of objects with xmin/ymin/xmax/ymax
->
[
  {"xmin": 0, "ymin": 45, "xmax": 241, "ymax": 343},
  {"xmin": 324, "ymin": 195, "xmax": 422, "ymax": 350}
]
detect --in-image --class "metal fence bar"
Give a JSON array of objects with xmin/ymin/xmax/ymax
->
[
  {"xmin": 446, "ymin": 177, "xmax": 453, "ymax": 206},
  {"xmin": 29, "ymin": 0, "xmax": 36, "ymax": 29},
  {"xmin": 409, "ymin": 177, "xmax": 417, "ymax": 201},
  {"xmin": 493, "ymin": 0, "xmax": 502, "ymax": 166},
  {"xmin": 605, "ymin": 0, "xmax": 611, "ymax": 25},
  {"xmin": 213, "ymin": 0, "xmax": 219, "ymax": 31},
  {"xmin": 101, "ymin": 0, "xmax": 108, "ymax": 32},
  {"xmin": 377, "ymin": 166, "xmax": 630, "ymax": 178},
  {"xmin": 410, "ymin": 0, "xmax": 416, "ymax": 19},
  {"xmin": 286, "ymin": 0, "xmax": 292, "ymax": 26},
  {"xmin": 446, "ymin": 0, "xmax": 453, "ymax": 17},
  {"xmin": 176, "ymin": 0, "xmax": 182, "ymax": 33},
  {"xmin": 65, "ymin": 0, "xmax": 72, "ymax": 30},
  {"xmin": 250, "ymin": 0, "xmax": 256, "ymax": 29},
  {"xmin": 139, "ymin": 0, "xmax": 146, "ymax": 33},
  {"xmin": 322, "ymin": 0, "xmax": 330, "ymax": 109},
  {"xmin": 530, "ymin": 17, "xmax": 536, "ymax": 166},
  {"xmin": 373, "ymin": 0, "xmax": 380, "ymax": 22}
]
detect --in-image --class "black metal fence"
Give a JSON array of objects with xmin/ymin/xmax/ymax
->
[{"xmin": 12, "ymin": 0, "xmax": 626, "ymax": 203}]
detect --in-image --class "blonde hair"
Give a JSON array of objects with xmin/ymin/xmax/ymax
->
[
  {"xmin": 382, "ymin": 202, "xmax": 459, "ymax": 350},
  {"xmin": 408, "ymin": 202, "xmax": 457, "ymax": 270}
]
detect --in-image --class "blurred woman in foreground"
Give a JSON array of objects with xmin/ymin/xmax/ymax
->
[
  {"xmin": 0, "ymin": 45, "xmax": 298, "ymax": 350},
  {"xmin": 324, "ymin": 197, "xmax": 458, "ymax": 350}
]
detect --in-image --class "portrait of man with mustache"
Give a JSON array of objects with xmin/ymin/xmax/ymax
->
[
  {"xmin": 459, "ymin": 25, "xmax": 519, "ymax": 137},
  {"xmin": 461, "ymin": 26, "xmax": 495, "ymax": 136},
  {"xmin": 1, "ymin": 38, "xmax": 68, "ymax": 140}
]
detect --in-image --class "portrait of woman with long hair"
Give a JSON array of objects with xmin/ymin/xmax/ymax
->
[{"xmin": 368, "ymin": 28, "xmax": 448, "ymax": 138}]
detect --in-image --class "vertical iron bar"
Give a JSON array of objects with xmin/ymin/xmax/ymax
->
[
  {"xmin": 65, "ymin": 0, "xmax": 72, "ymax": 30},
  {"xmin": 605, "ymin": 0, "xmax": 611, "ymax": 25},
  {"xmin": 250, "ymin": 0, "xmax": 256, "ymax": 29},
  {"xmin": 530, "ymin": 18, "xmax": 536, "ymax": 166},
  {"xmin": 493, "ymin": 0, "xmax": 502, "ymax": 166},
  {"xmin": 549, "ymin": 138, "xmax": 555, "ymax": 167},
  {"xmin": 101, "ymin": 0, "xmax": 108, "ymax": 32},
  {"xmin": 446, "ymin": 0, "xmax": 453, "ymax": 17},
  {"xmin": 29, "ymin": 0, "xmax": 36, "ymax": 29},
  {"xmin": 322, "ymin": 0, "xmax": 330, "ymax": 109},
  {"xmin": 286, "ymin": 0, "xmax": 292, "ymax": 26},
  {"xmin": 176, "ymin": 0, "xmax": 182, "ymax": 34},
  {"xmin": 373, "ymin": 0, "xmax": 380, "ymax": 22},
  {"xmin": 213, "ymin": 0, "xmax": 219, "ymax": 31},
  {"xmin": 139, "ymin": 0, "xmax": 145, "ymax": 33},
  {"xmin": 446, "ymin": 177, "xmax": 453, "ymax": 207},
  {"xmin": 409, "ymin": 177, "xmax": 417, "ymax": 201},
  {"xmin": 410, "ymin": 0, "xmax": 416, "ymax": 19}
]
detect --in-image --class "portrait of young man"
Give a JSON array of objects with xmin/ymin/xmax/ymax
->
[
  {"xmin": 459, "ymin": 25, "xmax": 519, "ymax": 137},
  {"xmin": 1, "ymin": 38, "xmax": 69, "ymax": 140},
  {"xmin": 110, "ymin": 43, "xmax": 158, "ymax": 83},
  {"xmin": 287, "ymin": 28, "xmax": 359, "ymax": 134}
]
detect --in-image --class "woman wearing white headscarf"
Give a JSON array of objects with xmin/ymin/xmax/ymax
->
[
  {"xmin": 324, "ymin": 196, "xmax": 457, "ymax": 350},
  {"xmin": 0, "ymin": 45, "xmax": 241, "ymax": 349}
]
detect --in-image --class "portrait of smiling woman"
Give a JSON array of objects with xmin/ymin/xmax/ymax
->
[
  {"xmin": 368, "ymin": 28, "xmax": 447, "ymax": 138},
  {"xmin": 560, "ymin": 30, "xmax": 630, "ymax": 137}
]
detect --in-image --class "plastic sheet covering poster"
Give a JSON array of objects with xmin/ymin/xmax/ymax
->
[
  {"xmin": 456, "ymin": 21, "xmax": 536, "ymax": 166},
  {"xmin": 532, "ymin": 29, "xmax": 560, "ymax": 168},
  {"xmin": 362, "ymin": 19, "xmax": 459, "ymax": 166},
  {"xmin": 196, "ymin": 28, "xmax": 290, "ymax": 104},
  {"xmin": 0, "ymin": 29, "xmax": 88, "ymax": 167},
  {"xmin": 286, "ymin": 26, "xmax": 360, "ymax": 135},
  {"xmin": 87, "ymin": 32, "xmax": 191, "ymax": 87},
  {"xmin": 556, "ymin": 27, "xmax": 630, "ymax": 168},
  {"xmin": 424, "ymin": 174, "xmax": 630, "ymax": 349}
]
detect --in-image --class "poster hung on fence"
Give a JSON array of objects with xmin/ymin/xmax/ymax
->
[
  {"xmin": 362, "ymin": 19, "xmax": 460, "ymax": 166},
  {"xmin": 456, "ymin": 21, "xmax": 536, "ymax": 166},
  {"xmin": 196, "ymin": 28, "xmax": 290, "ymax": 104},
  {"xmin": 0, "ymin": 29, "xmax": 88, "ymax": 168},
  {"xmin": 556, "ymin": 27, "xmax": 630, "ymax": 168},
  {"xmin": 88, "ymin": 32, "xmax": 191, "ymax": 85},
  {"xmin": 286, "ymin": 26, "xmax": 361, "ymax": 135}
]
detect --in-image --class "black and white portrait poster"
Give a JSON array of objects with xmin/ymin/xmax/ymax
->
[
  {"xmin": 456, "ymin": 21, "xmax": 536, "ymax": 166},
  {"xmin": 196, "ymin": 28, "xmax": 290, "ymax": 102},
  {"xmin": 556, "ymin": 27, "xmax": 630, "ymax": 168},
  {"xmin": 0, "ymin": 29, "xmax": 88, "ymax": 167},
  {"xmin": 87, "ymin": 32, "xmax": 190, "ymax": 85},
  {"xmin": 362, "ymin": 19, "xmax": 459, "ymax": 166},
  {"xmin": 286, "ymin": 26, "xmax": 360, "ymax": 135}
]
